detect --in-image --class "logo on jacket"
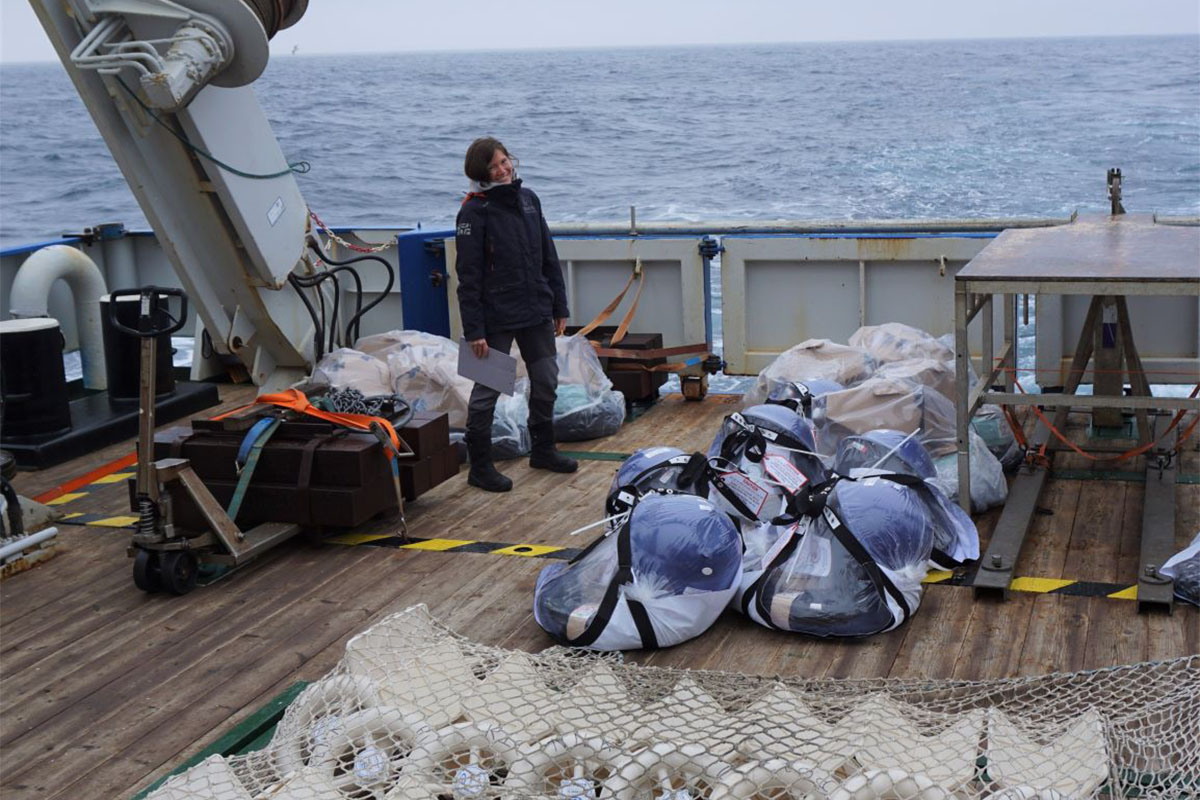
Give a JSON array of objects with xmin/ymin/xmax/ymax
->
[
  {"xmin": 457, "ymin": 222, "xmax": 472, "ymax": 236},
  {"xmin": 521, "ymin": 199, "xmax": 536, "ymax": 215}
]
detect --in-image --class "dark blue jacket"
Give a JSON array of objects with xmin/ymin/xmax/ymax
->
[{"xmin": 454, "ymin": 180, "xmax": 569, "ymax": 341}]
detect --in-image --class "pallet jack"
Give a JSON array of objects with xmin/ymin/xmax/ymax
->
[{"xmin": 114, "ymin": 287, "xmax": 306, "ymax": 596}]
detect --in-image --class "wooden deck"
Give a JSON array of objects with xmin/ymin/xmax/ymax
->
[{"xmin": 1, "ymin": 384, "xmax": 1197, "ymax": 799}]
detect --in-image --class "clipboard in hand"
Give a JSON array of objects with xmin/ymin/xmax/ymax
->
[{"xmin": 457, "ymin": 338, "xmax": 518, "ymax": 395}]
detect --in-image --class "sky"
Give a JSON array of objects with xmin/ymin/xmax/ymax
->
[{"xmin": 2, "ymin": 0, "xmax": 1198, "ymax": 63}]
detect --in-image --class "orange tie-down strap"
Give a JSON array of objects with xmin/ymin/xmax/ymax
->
[
  {"xmin": 594, "ymin": 343, "xmax": 713, "ymax": 373},
  {"xmin": 212, "ymin": 389, "xmax": 406, "ymax": 460}
]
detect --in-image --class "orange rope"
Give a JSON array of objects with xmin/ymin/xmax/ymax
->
[
  {"xmin": 1011, "ymin": 379, "xmax": 1199, "ymax": 466},
  {"xmin": 212, "ymin": 389, "xmax": 403, "ymax": 460}
]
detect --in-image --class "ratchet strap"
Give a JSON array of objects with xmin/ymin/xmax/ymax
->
[
  {"xmin": 574, "ymin": 261, "xmax": 645, "ymax": 345},
  {"xmin": 226, "ymin": 417, "xmax": 283, "ymax": 522}
]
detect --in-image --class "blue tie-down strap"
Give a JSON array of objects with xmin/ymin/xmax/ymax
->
[{"xmin": 228, "ymin": 417, "xmax": 284, "ymax": 522}]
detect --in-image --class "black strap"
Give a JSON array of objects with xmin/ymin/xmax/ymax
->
[
  {"xmin": 563, "ymin": 516, "xmax": 635, "ymax": 648},
  {"xmin": 743, "ymin": 525, "xmax": 804, "ymax": 625},
  {"xmin": 823, "ymin": 504, "xmax": 913, "ymax": 626},
  {"xmin": 626, "ymin": 599, "xmax": 659, "ymax": 649}
]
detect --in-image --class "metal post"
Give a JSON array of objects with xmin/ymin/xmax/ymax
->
[
  {"xmin": 954, "ymin": 280, "xmax": 972, "ymax": 513},
  {"xmin": 1004, "ymin": 293, "xmax": 1016, "ymax": 393}
]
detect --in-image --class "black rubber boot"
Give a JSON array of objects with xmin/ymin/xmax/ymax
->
[
  {"xmin": 529, "ymin": 424, "xmax": 578, "ymax": 473},
  {"xmin": 466, "ymin": 434, "xmax": 512, "ymax": 492}
]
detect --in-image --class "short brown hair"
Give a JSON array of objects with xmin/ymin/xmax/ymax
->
[{"xmin": 464, "ymin": 137, "xmax": 511, "ymax": 183}]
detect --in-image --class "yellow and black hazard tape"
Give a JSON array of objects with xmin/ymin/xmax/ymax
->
[{"xmin": 57, "ymin": 514, "xmax": 1153, "ymax": 602}]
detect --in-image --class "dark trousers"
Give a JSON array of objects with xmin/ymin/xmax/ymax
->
[{"xmin": 466, "ymin": 321, "xmax": 558, "ymax": 441}]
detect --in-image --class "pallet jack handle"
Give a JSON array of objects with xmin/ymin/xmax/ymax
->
[{"xmin": 107, "ymin": 287, "xmax": 189, "ymax": 526}]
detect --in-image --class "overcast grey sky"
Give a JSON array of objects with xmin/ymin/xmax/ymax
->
[{"xmin": 2, "ymin": 0, "xmax": 1198, "ymax": 63}]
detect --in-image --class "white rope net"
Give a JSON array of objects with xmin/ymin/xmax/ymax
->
[{"xmin": 147, "ymin": 605, "xmax": 1199, "ymax": 800}]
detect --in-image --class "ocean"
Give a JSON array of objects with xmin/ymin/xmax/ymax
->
[{"xmin": 1, "ymin": 35, "xmax": 1198, "ymax": 248}]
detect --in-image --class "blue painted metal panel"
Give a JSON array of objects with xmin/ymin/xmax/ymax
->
[
  {"xmin": 396, "ymin": 229, "xmax": 453, "ymax": 337},
  {"xmin": 0, "ymin": 237, "xmax": 83, "ymax": 257}
]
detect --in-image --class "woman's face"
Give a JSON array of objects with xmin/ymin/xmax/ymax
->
[{"xmin": 487, "ymin": 149, "xmax": 514, "ymax": 184}]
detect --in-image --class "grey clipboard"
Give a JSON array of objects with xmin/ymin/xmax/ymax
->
[{"xmin": 457, "ymin": 338, "xmax": 518, "ymax": 395}]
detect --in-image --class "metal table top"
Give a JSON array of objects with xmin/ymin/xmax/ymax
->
[{"xmin": 957, "ymin": 214, "xmax": 1200, "ymax": 286}]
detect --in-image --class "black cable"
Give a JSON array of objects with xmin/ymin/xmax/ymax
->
[
  {"xmin": 288, "ymin": 274, "xmax": 325, "ymax": 362},
  {"xmin": 310, "ymin": 250, "xmax": 396, "ymax": 345},
  {"xmin": 305, "ymin": 243, "xmax": 383, "ymax": 344}
]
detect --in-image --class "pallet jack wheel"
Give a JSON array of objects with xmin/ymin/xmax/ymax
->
[
  {"xmin": 160, "ymin": 550, "xmax": 199, "ymax": 596},
  {"xmin": 133, "ymin": 548, "xmax": 164, "ymax": 593}
]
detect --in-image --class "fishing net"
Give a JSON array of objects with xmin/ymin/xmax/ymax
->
[{"xmin": 147, "ymin": 605, "xmax": 1199, "ymax": 800}]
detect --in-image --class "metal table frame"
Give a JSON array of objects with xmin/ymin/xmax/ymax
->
[{"xmin": 953, "ymin": 215, "xmax": 1199, "ymax": 610}]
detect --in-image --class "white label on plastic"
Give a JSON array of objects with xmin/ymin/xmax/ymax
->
[
  {"xmin": 762, "ymin": 453, "xmax": 808, "ymax": 495},
  {"xmin": 762, "ymin": 522, "xmax": 799, "ymax": 566},
  {"xmin": 267, "ymin": 196, "xmax": 285, "ymax": 227},
  {"xmin": 792, "ymin": 534, "xmax": 832, "ymax": 577},
  {"xmin": 759, "ymin": 428, "xmax": 778, "ymax": 441},
  {"xmin": 822, "ymin": 506, "xmax": 841, "ymax": 530},
  {"xmin": 808, "ymin": 602, "xmax": 824, "ymax": 610},
  {"xmin": 718, "ymin": 471, "xmax": 769, "ymax": 517},
  {"xmin": 616, "ymin": 490, "xmax": 636, "ymax": 506}
]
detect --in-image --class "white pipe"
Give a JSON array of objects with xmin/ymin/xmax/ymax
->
[
  {"xmin": 0, "ymin": 527, "xmax": 59, "ymax": 561},
  {"xmin": 9, "ymin": 245, "xmax": 109, "ymax": 390}
]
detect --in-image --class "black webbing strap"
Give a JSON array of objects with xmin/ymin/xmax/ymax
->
[
  {"xmin": 297, "ymin": 435, "xmax": 326, "ymax": 526},
  {"xmin": 563, "ymin": 515, "xmax": 635, "ymax": 649},
  {"xmin": 626, "ymin": 598, "xmax": 659, "ymax": 649},
  {"xmin": 861, "ymin": 471, "xmax": 961, "ymax": 569},
  {"xmin": 742, "ymin": 524, "xmax": 803, "ymax": 624},
  {"xmin": 823, "ymin": 503, "xmax": 913, "ymax": 626}
]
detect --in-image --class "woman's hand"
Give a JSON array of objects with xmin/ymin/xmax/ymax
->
[
  {"xmin": 554, "ymin": 317, "xmax": 567, "ymax": 337},
  {"xmin": 470, "ymin": 338, "xmax": 489, "ymax": 358}
]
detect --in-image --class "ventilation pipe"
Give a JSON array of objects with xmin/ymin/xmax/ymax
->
[{"xmin": 9, "ymin": 245, "xmax": 109, "ymax": 390}]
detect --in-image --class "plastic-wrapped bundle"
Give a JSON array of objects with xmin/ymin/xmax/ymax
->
[
  {"xmin": 832, "ymin": 429, "xmax": 981, "ymax": 567},
  {"xmin": 732, "ymin": 520, "xmax": 790, "ymax": 610},
  {"xmin": 744, "ymin": 339, "xmax": 876, "ymax": 406},
  {"xmin": 971, "ymin": 404, "xmax": 1023, "ymax": 470},
  {"xmin": 1161, "ymin": 532, "xmax": 1200, "ymax": 608},
  {"xmin": 553, "ymin": 386, "xmax": 625, "ymax": 442},
  {"xmin": 375, "ymin": 331, "xmax": 474, "ymax": 428},
  {"xmin": 849, "ymin": 322, "xmax": 954, "ymax": 365},
  {"xmin": 763, "ymin": 379, "xmax": 845, "ymax": 418},
  {"xmin": 931, "ymin": 429, "xmax": 1008, "ymax": 511},
  {"xmin": 874, "ymin": 357, "xmax": 957, "ymax": 403},
  {"xmin": 551, "ymin": 335, "xmax": 626, "ymax": 442},
  {"xmin": 533, "ymin": 494, "xmax": 743, "ymax": 651},
  {"xmin": 605, "ymin": 446, "xmax": 709, "ymax": 515},
  {"xmin": 707, "ymin": 405, "xmax": 828, "ymax": 522},
  {"xmin": 491, "ymin": 389, "xmax": 531, "ymax": 460},
  {"xmin": 311, "ymin": 347, "xmax": 394, "ymax": 397},
  {"xmin": 813, "ymin": 378, "xmax": 957, "ymax": 457},
  {"xmin": 739, "ymin": 477, "xmax": 934, "ymax": 637}
]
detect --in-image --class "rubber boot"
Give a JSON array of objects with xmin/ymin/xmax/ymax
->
[
  {"xmin": 466, "ymin": 434, "xmax": 512, "ymax": 492},
  {"xmin": 529, "ymin": 423, "xmax": 578, "ymax": 473}
]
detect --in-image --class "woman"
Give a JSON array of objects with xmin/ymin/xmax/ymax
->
[{"xmin": 455, "ymin": 137, "xmax": 577, "ymax": 492}]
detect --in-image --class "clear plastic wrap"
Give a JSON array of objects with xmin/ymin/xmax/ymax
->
[
  {"xmin": 706, "ymin": 405, "xmax": 828, "ymax": 523},
  {"xmin": 874, "ymin": 357, "xmax": 957, "ymax": 403},
  {"xmin": 744, "ymin": 339, "xmax": 876, "ymax": 406},
  {"xmin": 553, "ymin": 386, "xmax": 625, "ymax": 442},
  {"xmin": 814, "ymin": 378, "xmax": 958, "ymax": 458},
  {"xmin": 763, "ymin": 378, "xmax": 845, "ymax": 418},
  {"xmin": 379, "ymin": 331, "xmax": 474, "ymax": 428},
  {"xmin": 972, "ymin": 403, "xmax": 1023, "ymax": 470},
  {"xmin": 491, "ymin": 386, "xmax": 531, "ymax": 460},
  {"xmin": 741, "ymin": 478, "xmax": 933, "ymax": 637},
  {"xmin": 849, "ymin": 322, "xmax": 954, "ymax": 364},
  {"xmin": 311, "ymin": 347, "xmax": 394, "ymax": 398},
  {"xmin": 533, "ymin": 494, "xmax": 744, "ymax": 651},
  {"xmin": 932, "ymin": 429, "xmax": 1009, "ymax": 511},
  {"xmin": 1160, "ymin": 531, "xmax": 1200, "ymax": 608}
]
